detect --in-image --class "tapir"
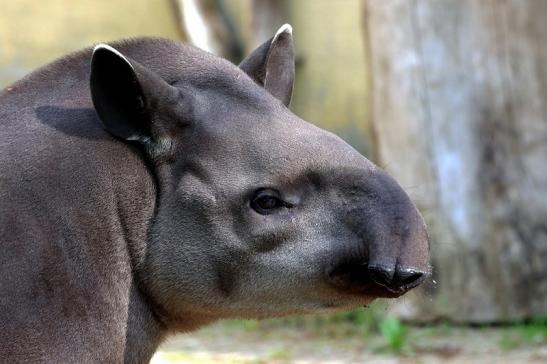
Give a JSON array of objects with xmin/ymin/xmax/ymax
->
[{"xmin": 0, "ymin": 25, "xmax": 429, "ymax": 363}]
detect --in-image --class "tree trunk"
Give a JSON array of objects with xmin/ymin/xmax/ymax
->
[
  {"xmin": 173, "ymin": 0, "xmax": 245, "ymax": 62},
  {"xmin": 365, "ymin": 0, "xmax": 547, "ymax": 322}
]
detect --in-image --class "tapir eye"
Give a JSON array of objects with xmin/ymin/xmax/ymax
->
[{"xmin": 251, "ymin": 189, "xmax": 289, "ymax": 215}]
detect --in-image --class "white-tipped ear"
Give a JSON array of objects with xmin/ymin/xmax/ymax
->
[
  {"xmin": 273, "ymin": 24, "xmax": 293, "ymax": 43},
  {"xmin": 90, "ymin": 43, "xmax": 148, "ymax": 141},
  {"xmin": 238, "ymin": 24, "xmax": 295, "ymax": 106},
  {"xmin": 92, "ymin": 43, "xmax": 134, "ymax": 71}
]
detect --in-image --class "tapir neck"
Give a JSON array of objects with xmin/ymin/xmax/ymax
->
[
  {"xmin": 124, "ymin": 282, "xmax": 168, "ymax": 364},
  {"xmin": 112, "ymin": 152, "xmax": 166, "ymax": 362}
]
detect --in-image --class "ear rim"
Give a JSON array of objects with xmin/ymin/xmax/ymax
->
[
  {"xmin": 238, "ymin": 23, "xmax": 295, "ymax": 106},
  {"xmin": 92, "ymin": 43, "xmax": 135, "ymax": 72},
  {"xmin": 273, "ymin": 23, "xmax": 293, "ymax": 42}
]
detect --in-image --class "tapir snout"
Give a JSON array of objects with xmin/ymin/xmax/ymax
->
[{"xmin": 327, "ymin": 167, "xmax": 430, "ymax": 297}]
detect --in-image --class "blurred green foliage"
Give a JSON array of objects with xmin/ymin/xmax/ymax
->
[
  {"xmin": 499, "ymin": 319, "xmax": 547, "ymax": 350},
  {"xmin": 378, "ymin": 317, "xmax": 408, "ymax": 353},
  {"xmin": 220, "ymin": 310, "xmax": 547, "ymax": 357}
]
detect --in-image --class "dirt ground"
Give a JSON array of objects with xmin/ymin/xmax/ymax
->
[{"xmin": 151, "ymin": 322, "xmax": 547, "ymax": 364}]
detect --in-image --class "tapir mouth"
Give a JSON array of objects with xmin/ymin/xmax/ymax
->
[
  {"xmin": 326, "ymin": 260, "xmax": 426, "ymax": 299},
  {"xmin": 327, "ymin": 272, "xmax": 405, "ymax": 299},
  {"xmin": 352, "ymin": 284, "xmax": 406, "ymax": 299}
]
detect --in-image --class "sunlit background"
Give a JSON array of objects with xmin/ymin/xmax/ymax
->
[{"xmin": 1, "ymin": 0, "xmax": 546, "ymax": 363}]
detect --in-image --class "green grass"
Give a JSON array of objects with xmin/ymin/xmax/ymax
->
[
  {"xmin": 216, "ymin": 303, "xmax": 420, "ymax": 355},
  {"xmin": 378, "ymin": 317, "xmax": 409, "ymax": 354},
  {"xmin": 499, "ymin": 319, "xmax": 547, "ymax": 350},
  {"xmin": 519, "ymin": 319, "xmax": 547, "ymax": 344},
  {"xmin": 217, "ymin": 307, "xmax": 547, "ymax": 357}
]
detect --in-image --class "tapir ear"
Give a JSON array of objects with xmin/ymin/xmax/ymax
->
[
  {"xmin": 239, "ymin": 24, "xmax": 295, "ymax": 106},
  {"xmin": 90, "ymin": 44, "xmax": 170, "ymax": 143}
]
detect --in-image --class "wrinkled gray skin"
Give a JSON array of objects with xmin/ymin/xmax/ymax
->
[{"xmin": 0, "ymin": 26, "xmax": 429, "ymax": 363}]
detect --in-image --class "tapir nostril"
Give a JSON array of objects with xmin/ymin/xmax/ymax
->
[
  {"xmin": 368, "ymin": 265, "xmax": 427, "ymax": 292},
  {"xmin": 368, "ymin": 265, "xmax": 395, "ymax": 289},
  {"xmin": 398, "ymin": 270, "xmax": 425, "ymax": 288}
]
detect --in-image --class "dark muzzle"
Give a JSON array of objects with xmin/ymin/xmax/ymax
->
[{"xmin": 328, "ymin": 260, "xmax": 429, "ymax": 295}]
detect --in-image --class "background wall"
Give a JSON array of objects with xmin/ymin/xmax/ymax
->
[{"xmin": 0, "ymin": 0, "xmax": 183, "ymax": 86}]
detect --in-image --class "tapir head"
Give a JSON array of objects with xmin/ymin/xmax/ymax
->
[{"xmin": 90, "ymin": 25, "xmax": 429, "ymax": 328}]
